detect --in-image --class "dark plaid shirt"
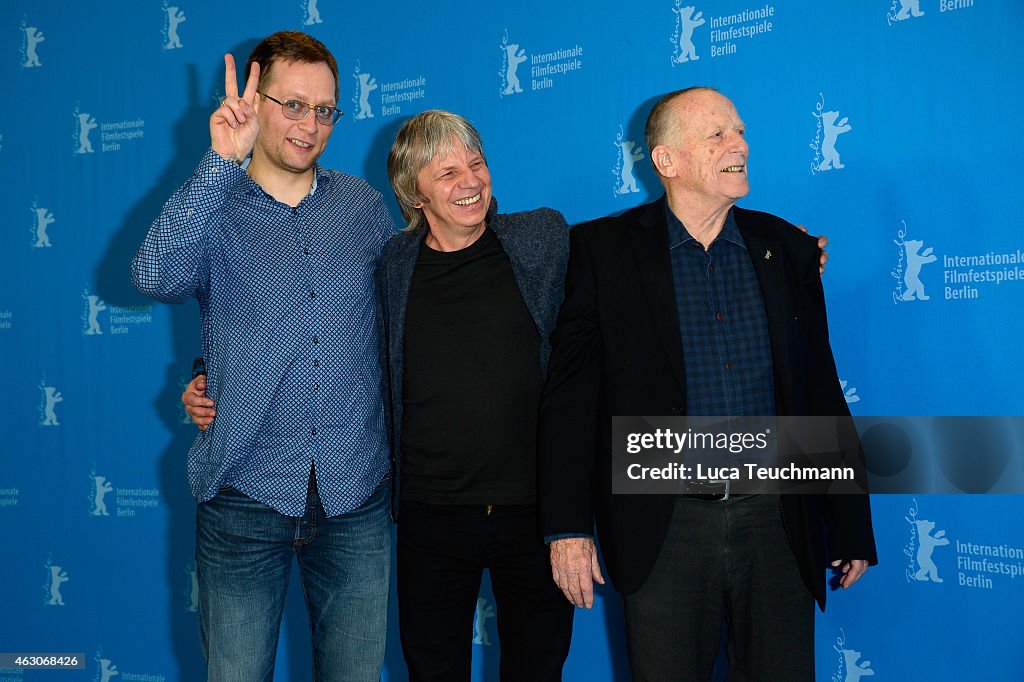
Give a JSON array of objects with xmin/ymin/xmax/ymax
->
[{"xmin": 667, "ymin": 206, "xmax": 776, "ymax": 417}]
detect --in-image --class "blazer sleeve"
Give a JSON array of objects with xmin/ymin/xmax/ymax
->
[
  {"xmin": 798, "ymin": 238, "xmax": 879, "ymax": 565},
  {"xmin": 538, "ymin": 226, "xmax": 602, "ymax": 538}
]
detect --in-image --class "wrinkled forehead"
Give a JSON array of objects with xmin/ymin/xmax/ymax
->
[{"xmin": 675, "ymin": 91, "xmax": 743, "ymax": 129}]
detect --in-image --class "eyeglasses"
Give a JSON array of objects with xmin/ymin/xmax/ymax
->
[{"xmin": 258, "ymin": 92, "xmax": 343, "ymax": 126}]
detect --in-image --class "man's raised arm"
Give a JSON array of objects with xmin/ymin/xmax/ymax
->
[{"xmin": 131, "ymin": 56, "xmax": 261, "ymax": 302}]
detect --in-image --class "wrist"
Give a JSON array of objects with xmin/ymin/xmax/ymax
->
[{"xmin": 211, "ymin": 147, "xmax": 248, "ymax": 166}]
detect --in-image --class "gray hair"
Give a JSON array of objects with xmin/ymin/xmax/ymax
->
[{"xmin": 387, "ymin": 110, "xmax": 486, "ymax": 233}]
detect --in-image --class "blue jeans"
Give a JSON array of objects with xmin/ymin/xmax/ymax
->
[{"xmin": 196, "ymin": 476, "xmax": 391, "ymax": 682}]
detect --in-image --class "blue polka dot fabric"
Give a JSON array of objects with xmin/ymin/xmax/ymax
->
[{"xmin": 133, "ymin": 148, "xmax": 396, "ymax": 516}]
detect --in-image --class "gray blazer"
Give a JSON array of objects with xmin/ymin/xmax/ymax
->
[{"xmin": 375, "ymin": 199, "xmax": 570, "ymax": 516}]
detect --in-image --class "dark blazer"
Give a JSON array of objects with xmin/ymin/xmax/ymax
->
[
  {"xmin": 375, "ymin": 200, "xmax": 570, "ymax": 516},
  {"xmin": 538, "ymin": 197, "xmax": 877, "ymax": 609}
]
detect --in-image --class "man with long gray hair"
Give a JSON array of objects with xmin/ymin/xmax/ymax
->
[{"xmin": 377, "ymin": 109, "xmax": 576, "ymax": 681}]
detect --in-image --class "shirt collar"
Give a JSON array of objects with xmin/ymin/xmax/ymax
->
[
  {"xmin": 665, "ymin": 203, "xmax": 745, "ymax": 251},
  {"xmin": 234, "ymin": 162, "xmax": 323, "ymax": 199}
]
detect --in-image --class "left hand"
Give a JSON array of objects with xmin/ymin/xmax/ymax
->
[
  {"xmin": 795, "ymin": 225, "xmax": 829, "ymax": 275},
  {"xmin": 183, "ymin": 374, "xmax": 216, "ymax": 430},
  {"xmin": 831, "ymin": 558, "xmax": 869, "ymax": 589},
  {"xmin": 549, "ymin": 537, "xmax": 605, "ymax": 608}
]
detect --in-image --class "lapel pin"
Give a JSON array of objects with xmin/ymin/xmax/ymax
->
[{"xmin": 764, "ymin": 249, "xmax": 772, "ymax": 260}]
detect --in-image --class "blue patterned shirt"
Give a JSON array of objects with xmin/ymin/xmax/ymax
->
[
  {"xmin": 132, "ymin": 149, "xmax": 395, "ymax": 516},
  {"xmin": 667, "ymin": 206, "xmax": 775, "ymax": 417}
]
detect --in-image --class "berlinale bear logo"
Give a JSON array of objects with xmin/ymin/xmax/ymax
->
[
  {"xmin": 499, "ymin": 30, "xmax": 528, "ymax": 97},
  {"xmin": 613, "ymin": 126, "xmax": 645, "ymax": 197},
  {"xmin": 671, "ymin": 1, "xmax": 705, "ymax": 65}
]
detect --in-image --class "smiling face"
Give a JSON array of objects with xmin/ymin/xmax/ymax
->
[
  {"xmin": 654, "ymin": 89, "xmax": 750, "ymax": 211},
  {"xmin": 252, "ymin": 59, "xmax": 337, "ymax": 175},
  {"xmin": 414, "ymin": 138, "xmax": 492, "ymax": 240}
]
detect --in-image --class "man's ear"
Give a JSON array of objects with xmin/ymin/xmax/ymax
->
[{"xmin": 651, "ymin": 144, "xmax": 676, "ymax": 179}]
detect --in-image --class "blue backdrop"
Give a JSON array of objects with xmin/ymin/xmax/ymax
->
[{"xmin": 2, "ymin": 0, "xmax": 1022, "ymax": 680}]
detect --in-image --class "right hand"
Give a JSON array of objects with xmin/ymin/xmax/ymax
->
[
  {"xmin": 210, "ymin": 54, "xmax": 261, "ymax": 163},
  {"xmin": 550, "ymin": 537, "xmax": 605, "ymax": 609},
  {"xmin": 183, "ymin": 375, "xmax": 216, "ymax": 431}
]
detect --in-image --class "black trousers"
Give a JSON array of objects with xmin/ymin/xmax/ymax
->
[
  {"xmin": 397, "ymin": 500, "xmax": 574, "ymax": 682},
  {"xmin": 622, "ymin": 495, "xmax": 814, "ymax": 682}
]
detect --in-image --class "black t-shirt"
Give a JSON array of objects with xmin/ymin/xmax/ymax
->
[{"xmin": 400, "ymin": 227, "xmax": 543, "ymax": 505}]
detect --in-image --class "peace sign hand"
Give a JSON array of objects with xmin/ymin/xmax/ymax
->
[{"xmin": 210, "ymin": 54, "xmax": 261, "ymax": 163}]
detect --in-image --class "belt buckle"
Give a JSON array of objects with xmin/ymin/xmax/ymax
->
[{"xmin": 682, "ymin": 479, "xmax": 730, "ymax": 501}]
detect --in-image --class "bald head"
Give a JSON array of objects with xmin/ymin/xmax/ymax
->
[{"xmin": 645, "ymin": 87, "xmax": 719, "ymax": 153}]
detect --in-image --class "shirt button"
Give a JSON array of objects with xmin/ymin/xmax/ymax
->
[
  {"xmin": 186, "ymin": 209, "xmax": 195, "ymax": 217},
  {"xmin": 311, "ymin": 428, "xmax": 317, "ymax": 437},
  {"xmin": 310, "ymin": 291, "xmax": 317, "ymax": 299},
  {"xmin": 313, "ymin": 336, "xmax": 319, "ymax": 344},
  {"xmin": 716, "ymin": 312, "xmax": 724, "ymax": 321},
  {"xmin": 314, "ymin": 359, "xmax": 320, "ymax": 367},
  {"xmin": 313, "ymin": 383, "xmax": 320, "ymax": 391},
  {"xmin": 212, "ymin": 168, "xmax": 220, "ymax": 174},
  {"xmin": 304, "ymin": 247, "xmax": 311, "ymax": 255},
  {"xmin": 725, "ymin": 362, "xmax": 733, "ymax": 370}
]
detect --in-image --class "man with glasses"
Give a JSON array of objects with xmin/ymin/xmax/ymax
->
[{"xmin": 132, "ymin": 31, "xmax": 394, "ymax": 681}]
